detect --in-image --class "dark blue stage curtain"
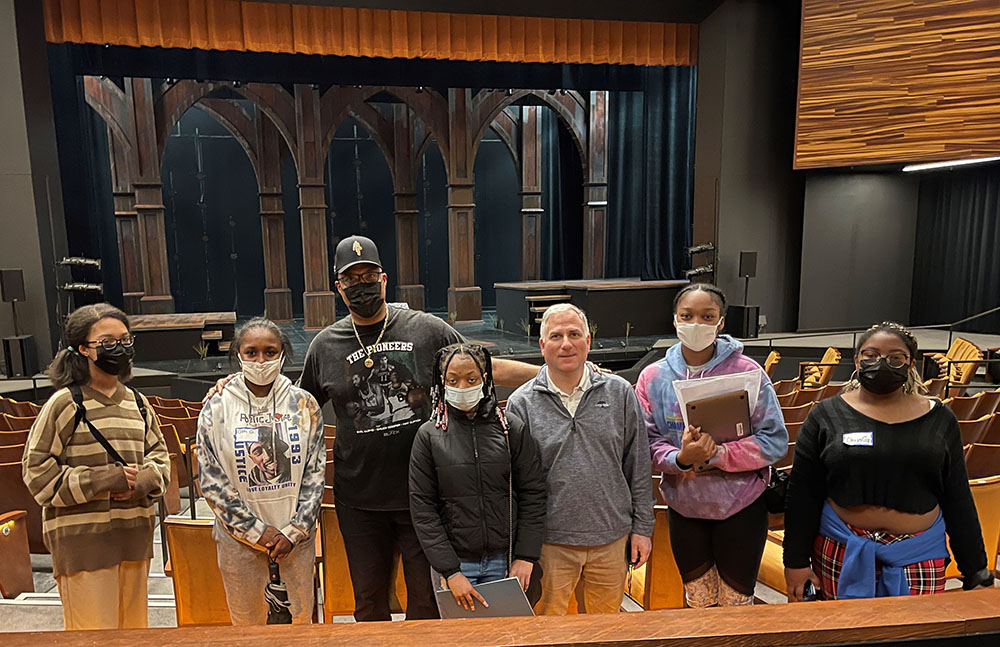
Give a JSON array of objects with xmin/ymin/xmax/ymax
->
[
  {"xmin": 910, "ymin": 164, "xmax": 1000, "ymax": 333},
  {"xmin": 606, "ymin": 66, "xmax": 696, "ymax": 280},
  {"xmin": 540, "ymin": 108, "xmax": 584, "ymax": 280}
]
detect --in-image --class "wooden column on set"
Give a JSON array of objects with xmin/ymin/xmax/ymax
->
[
  {"xmin": 107, "ymin": 128, "xmax": 144, "ymax": 314},
  {"xmin": 392, "ymin": 104, "xmax": 424, "ymax": 310},
  {"xmin": 445, "ymin": 89, "xmax": 481, "ymax": 321},
  {"xmin": 583, "ymin": 90, "xmax": 609, "ymax": 279},
  {"xmin": 294, "ymin": 85, "xmax": 336, "ymax": 328},
  {"xmin": 256, "ymin": 110, "xmax": 293, "ymax": 321},
  {"xmin": 520, "ymin": 106, "xmax": 543, "ymax": 281},
  {"xmin": 128, "ymin": 77, "xmax": 174, "ymax": 313}
]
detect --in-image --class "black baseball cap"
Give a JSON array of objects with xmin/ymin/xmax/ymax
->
[{"xmin": 335, "ymin": 235, "xmax": 382, "ymax": 275}]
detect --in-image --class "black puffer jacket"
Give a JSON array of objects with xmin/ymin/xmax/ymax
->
[{"xmin": 408, "ymin": 405, "xmax": 547, "ymax": 578}]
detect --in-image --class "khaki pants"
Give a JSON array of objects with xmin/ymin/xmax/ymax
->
[
  {"xmin": 536, "ymin": 536, "xmax": 628, "ymax": 615},
  {"xmin": 216, "ymin": 528, "xmax": 316, "ymax": 625},
  {"xmin": 56, "ymin": 560, "xmax": 150, "ymax": 630}
]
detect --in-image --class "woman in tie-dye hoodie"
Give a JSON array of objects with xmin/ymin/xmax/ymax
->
[{"xmin": 637, "ymin": 284, "xmax": 786, "ymax": 607}]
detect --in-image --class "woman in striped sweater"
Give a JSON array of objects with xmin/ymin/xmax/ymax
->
[{"xmin": 22, "ymin": 304, "xmax": 170, "ymax": 630}]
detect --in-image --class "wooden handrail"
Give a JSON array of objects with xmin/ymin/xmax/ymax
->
[{"xmin": 3, "ymin": 589, "xmax": 999, "ymax": 646}]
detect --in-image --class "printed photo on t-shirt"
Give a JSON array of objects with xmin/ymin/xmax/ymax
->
[
  {"xmin": 344, "ymin": 346, "xmax": 428, "ymax": 435},
  {"xmin": 232, "ymin": 413, "xmax": 302, "ymax": 491}
]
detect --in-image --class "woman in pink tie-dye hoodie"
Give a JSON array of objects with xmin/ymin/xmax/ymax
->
[{"xmin": 636, "ymin": 284, "xmax": 786, "ymax": 607}]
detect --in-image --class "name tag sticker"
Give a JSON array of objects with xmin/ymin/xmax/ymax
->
[
  {"xmin": 843, "ymin": 432, "xmax": 873, "ymax": 447},
  {"xmin": 235, "ymin": 427, "xmax": 259, "ymax": 443}
]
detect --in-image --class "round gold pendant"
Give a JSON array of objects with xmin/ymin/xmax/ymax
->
[{"xmin": 364, "ymin": 358, "xmax": 374, "ymax": 368}]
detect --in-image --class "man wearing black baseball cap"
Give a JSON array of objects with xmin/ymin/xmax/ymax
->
[{"xmin": 298, "ymin": 235, "xmax": 540, "ymax": 621}]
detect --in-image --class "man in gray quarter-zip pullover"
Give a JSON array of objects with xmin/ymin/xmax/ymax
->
[{"xmin": 506, "ymin": 304, "xmax": 654, "ymax": 615}]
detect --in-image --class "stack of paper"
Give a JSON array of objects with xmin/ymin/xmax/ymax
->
[{"xmin": 672, "ymin": 370, "xmax": 762, "ymax": 428}]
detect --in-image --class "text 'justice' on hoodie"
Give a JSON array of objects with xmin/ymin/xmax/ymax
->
[
  {"xmin": 636, "ymin": 334, "xmax": 788, "ymax": 520},
  {"xmin": 197, "ymin": 374, "xmax": 325, "ymax": 545}
]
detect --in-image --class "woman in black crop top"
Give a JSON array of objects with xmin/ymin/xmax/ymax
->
[{"xmin": 783, "ymin": 322, "xmax": 993, "ymax": 601}]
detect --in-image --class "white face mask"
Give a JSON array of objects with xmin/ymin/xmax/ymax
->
[
  {"xmin": 444, "ymin": 384, "xmax": 484, "ymax": 412},
  {"xmin": 674, "ymin": 316, "xmax": 723, "ymax": 352},
  {"xmin": 240, "ymin": 354, "xmax": 285, "ymax": 386}
]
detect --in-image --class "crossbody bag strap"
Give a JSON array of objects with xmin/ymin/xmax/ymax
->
[{"xmin": 69, "ymin": 384, "xmax": 127, "ymax": 465}]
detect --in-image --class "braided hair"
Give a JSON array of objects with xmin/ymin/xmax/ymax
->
[
  {"xmin": 845, "ymin": 321, "xmax": 927, "ymax": 395},
  {"xmin": 430, "ymin": 342, "xmax": 509, "ymax": 432},
  {"xmin": 673, "ymin": 282, "xmax": 728, "ymax": 317}
]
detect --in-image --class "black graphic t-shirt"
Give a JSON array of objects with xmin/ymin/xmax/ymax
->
[{"xmin": 298, "ymin": 306, "xmax": 464, "ymax": 510}]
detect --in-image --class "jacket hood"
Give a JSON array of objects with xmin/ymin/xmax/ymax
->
[{"xmin": 664, "ymin": 334, "xmax": 744, "ymax": 378}]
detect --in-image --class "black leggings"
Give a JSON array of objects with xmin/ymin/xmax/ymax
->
[{"xmin": 667, "ymin": 495, "xmax": 768, "ymax": 596}]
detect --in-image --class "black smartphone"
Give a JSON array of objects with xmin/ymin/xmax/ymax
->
[
  {"xmin": 802, "ymin": 580, "xmax": 818, "ymax": 601},
  {"xmin": 625, "ymin": 536, "xmax": 638, "ymax": 567}
]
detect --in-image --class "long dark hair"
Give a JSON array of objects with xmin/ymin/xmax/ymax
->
[
  {"xmin": 47, "ymin": 303, "xmax": 130, "ymax": 389},
  {"xmin": 430, "ymin": 343, "xmax": 507, "ymax": 432},
  {"xmin": 228, "ymin": 317, "xmax": 294, "ymax": 367}
]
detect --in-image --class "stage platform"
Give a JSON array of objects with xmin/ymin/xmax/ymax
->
[
  {"xmin": 130, "ymin": 312, "xmax": 236, "ymax": 362},
  {"xmin": 494, "ymin": 278, "xmax": 688, "ymax": 338}
]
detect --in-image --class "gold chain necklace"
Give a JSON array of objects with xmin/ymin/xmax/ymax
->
[{"xmin": 351, "ymin": 306, "xmax": 390, "ymax": 368}]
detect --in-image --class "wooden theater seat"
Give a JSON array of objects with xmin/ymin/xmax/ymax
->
[
  {"xmin": 0, "ymin": 398, "xmax": 36, "ymax": 418},
  {"xmin": 982, "ymin": 415, "xmax": 1000, "ymax": 445},
  {"xmin": 3, "ymin": 415, "xmax": 35, "ymax": 431},
  {"xmin": 757, "ymin": 529, "xmax": 788, "ymax": 595},
  {"xmin": 923, "ymin": 377, "xmax": 948, "ymax": 398},
  {"xmin": 965, "ymin": 444, "xmax": 1000, "ymax": 481},
  {"xmin": 0, "ymin": 430, "xmax": 28, "ymax": 446},
  {"xmin": 801, "ymin": 347, "xmax": 842, "ymax": 388},
  {"xmin": 164, "ymin": 517, "xmax": 232, "ymax": 626},
  {"xmin": 945, "ymin": 393, "xmax": 983, "ymax": 421},
  {"xmin": 156, "ymin": 424, "xmax": 189, "ymax": 488},
  {"xmin": 0, "ymin": 460, "xmax": 45, "ymax": 554},
  {"xmin": 791, "ymin": 387, "xmax": 824, "ymax": 407},
  {"xmin": 774, "ymin": 443, "xmax": 794, "ymax": 469},
  {"xmin": 781, "ymin": 402, "xmax": 814, "ymax": 424},
  {"xmin": 623, "ymin": 506, "xmax": 684, "ymax": 610},
  {"xmin": 773, "ymin": 379, "xmax": 799, "ymax": 396},
  {"xmin": 0, "ymin": 444, "xmax": 25, "ymax": 463},
  {"xmin": 819, "ymin": 381, "xmax": 847, "ymax": 400},
  {"xmin": 764, "ymin": 351, "xmax": 780, "ymax": 378},
  {"xmin": 785, "ymin": 421, "xmax": 803, "ymax": 443},
  {"xmin": 776, "ymin": 392, "xmax": 796, "ymax": 407},
  {"xmin": 152, "ymin": 405, "xmax": 189, "ymax": 419},
  {"xmin": 972, "ymin": 389, "xmax": 1000, "ymax": 419},
  {"xmin": 928, "ymin": 337, "xmax": 983, "ymax": 387},
  {"xmin": 945, "ymin": 475, "xmax": 1000, "ymax": 578},
  {"xmin": 958, "ymin": 414, "xmax": 992, "ymax": 446},
  {"xmin": 0, "ymin": 510, "xmax": 34, "ymax": 599},
  {"xmin": 158, "ymin": 398, "xmax": 184, "ymax": 408},
  {"xmin": 320, "ymin": 504, "xmax": 407, "ymax": 621}
]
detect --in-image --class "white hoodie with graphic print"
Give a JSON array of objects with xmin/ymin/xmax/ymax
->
[{"xmin": 197, "ymin": 374, "xmax": 325, "ymax": 545}]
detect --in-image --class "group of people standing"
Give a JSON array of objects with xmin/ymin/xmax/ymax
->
[{"xmin": 21, "ymin": 234, "xmax": 994, "ymax": 631}]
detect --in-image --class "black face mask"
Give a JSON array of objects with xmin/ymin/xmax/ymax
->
[
  {"xmin": 93, "ymin": 344, "xmax": 135, "ymax": 377},
  {"xmin": 343, "ymin": 282, "xmax": 384, "ymax": 319},
  {"xmin": 857, "ymin": 358, "xmax": 909, "ymax": 395}
]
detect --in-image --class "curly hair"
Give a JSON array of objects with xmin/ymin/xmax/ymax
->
[{"xmin": 429, "ymin": 342, "xmax": 508, "ymax": 432}]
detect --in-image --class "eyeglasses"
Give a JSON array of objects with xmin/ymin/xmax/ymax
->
[
  {"xmin": 85, "ymin": 335, "xmax": 136, "ymax": 351},
  {"xmin": 859, "ymin": 350, "xmax": 909, "ymax": 368},
  {"xmin": 338, "ymin": 271, "xmax": 382, "ymax": 288}
]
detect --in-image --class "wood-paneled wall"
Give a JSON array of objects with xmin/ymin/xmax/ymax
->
[{"xmin": 794, "ymin": 0, "xmax": 1000, "ymax": 169}]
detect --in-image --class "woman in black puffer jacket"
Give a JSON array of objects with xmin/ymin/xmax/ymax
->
[{"xmin": 409, "ymin": 343, "xmax": 547, "ymax": 613}]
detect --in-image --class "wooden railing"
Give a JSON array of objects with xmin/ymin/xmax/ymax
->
[{"xmin": 5, "ymin": 588, "xmax": 1000, "ymax": 647}]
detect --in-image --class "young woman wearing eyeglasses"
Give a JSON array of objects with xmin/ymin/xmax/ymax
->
[
  {"xmin": 22, "ymin": 303, "xmax": 170, "ymax": 630},
  {"xmin": 783, "ymin": 322, "xmax": 993, "ymax": 601}
]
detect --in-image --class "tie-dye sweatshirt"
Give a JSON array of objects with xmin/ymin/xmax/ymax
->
[
  {"xmin": 197, "ymin": 374, "xmax": 325, "ymax": 545},
  {"xmin": 636, "ymin": 335, "xmax": 787, "ymax": 520}
]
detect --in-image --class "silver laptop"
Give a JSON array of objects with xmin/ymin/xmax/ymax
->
[{"xmin": 434, "ymin": 577, "xmax": 534, "ymax": 619}]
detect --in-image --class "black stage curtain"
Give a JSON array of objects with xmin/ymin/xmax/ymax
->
[
  {"xmin": 540, "ymin": 108, "xmax": 584, "ymax": 280},
  {"xmin": 606, "ymin": 66, "xmax": 696, "ymax": 280},
  {"xmin": 911, "ymin": 164, "xmax": 1000, "ymax": 333}
]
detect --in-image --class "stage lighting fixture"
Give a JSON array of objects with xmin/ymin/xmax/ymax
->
[
  {"xmin": 902, "ymin": 156, "xmax": 1000, "ymax": 172},
  {"xmin": 685, "ymin": 242, "xmax": 715, "ymax": 256},
  {"xmin": 58, "ymin": 257, "xmax": 102, "ymax": 270},
  {"xmin": 416, "ymin": 86, "xmax": 425, "ymax": 93},
  {"xmin": 684, "ymin": 264, "xmax": 714, "ymax": 279}
]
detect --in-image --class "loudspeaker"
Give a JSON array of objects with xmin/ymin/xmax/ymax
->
[
  {"xmin": 3, "ymin": 335, "xmax": 38, "ymax": 377},
  {"xmin": 738, "ymin": 252, "xmax": 757, "ymax": 279},
  {"xmin": 0, "ymin": 269, "xmax": 25, "ymax": 302},
  {"xmin": 724, "ymin": 305, "xmax": 759, "ymax": 339}
]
